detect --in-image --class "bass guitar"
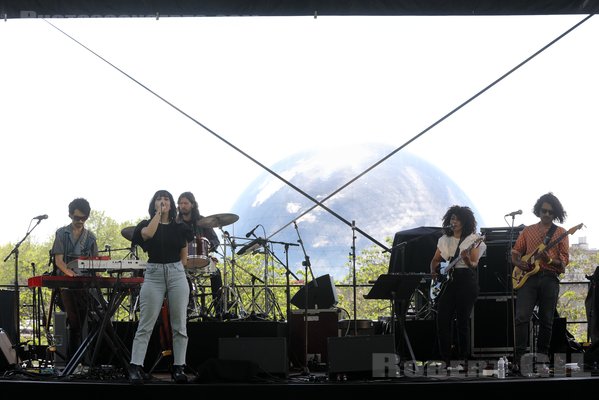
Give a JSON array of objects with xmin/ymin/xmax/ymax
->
[
  {"xmin": 429, "ymin": 236, "xmax": 485, "ymax": 304},
  {"xmin": 512, "ymin": 223, "xmax": 583, "ymax": 290}
]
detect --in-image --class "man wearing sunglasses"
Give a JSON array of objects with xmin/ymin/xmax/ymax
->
[
  {"xmin": 510, "ymin": 192, "xmax": 569, "ymax": 375},
  {"xmin": 51, "ymin": 197, "xmax": 99, "ymax": 363}
]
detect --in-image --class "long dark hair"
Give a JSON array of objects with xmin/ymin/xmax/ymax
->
[
  {"xmin": 177, "ymin": 191, "xmax": 201, "ymax": 222},
  {"xmin": 442, "ymin": 205, "xmax": 477, "ymax": 237},
  {"xmin": 533, "ymin": 192, "xmax": 567, "ymax": 224},
  {"xmin": 147, "ymin": 190, "xmax": 177, "ymax": 221}
]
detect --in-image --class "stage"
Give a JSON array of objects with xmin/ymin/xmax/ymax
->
[
  {"xmin": 1, "ymin": 367, "xmax": 597, "ymax": 398},
  {"xmin": 2, "ymin": 317, "xmax": 598, "ymax": 397}
]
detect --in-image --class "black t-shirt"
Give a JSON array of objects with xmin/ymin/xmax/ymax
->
[{"xmin": 132, "ymin": 220, "xmax": 193, "ymax": 264}]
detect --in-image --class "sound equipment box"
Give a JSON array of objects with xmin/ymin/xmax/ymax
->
[
  {"xmin": 471, "ymin": 295, "xmax": 517, "ymax": 356},
  {"xmin": 289, "ymin": 308, "xmax": 339, "ymax": 367},
  {"xmin": 218, "ymin": 337, "xmax": 288, "ymax": 376},
  {"xmin": 290, "ymin": 274, "xmax": 338, "ymax": 310},
  {"xmin": 0, "ymin": 290, "xmax": 16, "ymax": 344},
  {"xmin": 478, "ymin": 226, "xmax": 524, "ymax": 295},
  {"xmin": 327, "ymin": 334, "xmax": 396, "ymax": 378}
]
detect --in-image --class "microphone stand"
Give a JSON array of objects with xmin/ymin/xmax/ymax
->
[
  {"xmin": 260, "ymin": 239, "xmax": 299, "ymax": 321},
  {"xmin": 266, "ymin": 239, "xmax": 299, "ymax": 321},
  {"xmin": 506, "ymin": 213, "xmax": 519, "ymax": 366},
  {"xmin": 351, "ymin": 220, "xmax": 357, "ymax": 335},
  {"xmin": 3, "ymin": 217, "xmax": 45, "ymax": 346},
  {"xmin": 292, "ymin": 220, "xmax": 316, "ymax": 375}
]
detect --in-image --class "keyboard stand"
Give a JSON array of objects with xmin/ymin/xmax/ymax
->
[{"xmin": 60, "ymin": 277, "xmax": 134, "ymax": 376}]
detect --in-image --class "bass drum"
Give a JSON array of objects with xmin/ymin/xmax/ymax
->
[{"xmin": 187, "ymin": 236, "xmax": 211, "ymax": 269}]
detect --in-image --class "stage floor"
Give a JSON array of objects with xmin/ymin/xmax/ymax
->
[{"xmin": 1, "ymin": 367, "xmax": 597, "ymax": 398}]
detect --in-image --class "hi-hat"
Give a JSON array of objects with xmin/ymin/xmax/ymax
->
[
  {"xmin": 121, "ymin": 226, "xmax": 135, "ymax": 241},
  {"xmin": 197, "ymin": 213, "xmax": 239, "ymax": 228}
]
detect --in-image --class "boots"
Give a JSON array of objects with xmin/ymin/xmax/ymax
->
[
  {"xmin": 172, "ymin": 365, "xmax": 188, "ymax": 383},
  {"xmin": 128, "ymin": 363, "xmax": 151, "ymax": 384}
]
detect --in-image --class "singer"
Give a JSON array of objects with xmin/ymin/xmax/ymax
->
[
  {"xmin": 50, "ymin": 197, "xmax": 99, "ymax": 362},
  {"xmin": 429, "ymin": 205, "xmax": 485, "ymax": 370},
  {"xmin": 128, "ymin": 190, "xmax": 194, "ymax": 384},
  {"xmin": 510, "ymin": 192, "xmax": 569, "ymax": 375}
]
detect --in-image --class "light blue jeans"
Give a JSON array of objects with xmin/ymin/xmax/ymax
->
[{"xmin": 130, "ymin": 261, "xmax": 190, "ymax": 366}]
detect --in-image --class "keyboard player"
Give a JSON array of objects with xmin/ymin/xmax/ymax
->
[{"xmin": 50, "ymin": 197, "xmax": 99, "ymax": 363}]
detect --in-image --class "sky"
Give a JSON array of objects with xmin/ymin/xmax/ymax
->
[{"xmin": 1, "ymin": 14, "xmax": 597, "ymax": 262}]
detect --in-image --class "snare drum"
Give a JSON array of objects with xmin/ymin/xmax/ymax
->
[
  {"xmin": 187, "ymin": 236, "xmax": 211, "ymax": 269},
  {"xmin": 188, "ymin": 256, "xmax": 218, "ymax": 277}
]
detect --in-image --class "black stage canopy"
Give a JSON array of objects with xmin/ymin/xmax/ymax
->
[{"xmin": 1, "ymin": 1, "xmax": 598, "ymax": 19}]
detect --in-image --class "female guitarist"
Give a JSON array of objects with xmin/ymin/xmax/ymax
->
[
  {"xmin": 510, "ymin": 192, "xmax": 570, "ymax": 374},
  {"xmin": 429, "ymin": 205, "xmax": 486, "ymax": 370}
]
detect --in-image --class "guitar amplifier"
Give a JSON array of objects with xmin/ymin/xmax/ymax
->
[{"xmin": 471, "ymin": 295, "xmax": 523, "ymax": 357}]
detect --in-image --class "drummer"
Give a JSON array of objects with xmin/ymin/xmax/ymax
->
[{"xmin": 176, "ymin": 191, "xmax": 223, "ymax": 316}]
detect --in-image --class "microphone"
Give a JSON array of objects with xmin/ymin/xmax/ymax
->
[
  {"xmin": 505, "ymin": 210, "xmax": 522, "ymax": 217},
  {"xmin": 33, "ymin": 214, "xmax": 48, "ymax": 220},
  {"xmin": 245, "ymin": 224, "xmax": 260, "ymax": 238}
]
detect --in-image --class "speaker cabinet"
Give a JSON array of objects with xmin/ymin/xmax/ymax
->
[
  {"xmin": 478, "ymin": 226, "xmax": 524, "ymax": 295},
  {"xmin": 218, "ymin": 337, "xmax": 288, "ymax": 376},
  {"xmin": 478, "ymin": 242, "xmax": 512, "ymax": 294},
  {"xmin": 471, "ymin": 296, "xmax": 517, "ymax": 356},
  {"xmin": 0, "ymin": 290, "xmax": 16, "ymax": 344},
  {"xmin": 290, "ymin": 274, "xmax": 338, "ymax": 309},
  {"xmin": 289, "ymin": 309, "xmax": 339, "ymax": 367},
  {"xmin": 327, "ymin": 335, "xmax": 396, "ymax": 377}
]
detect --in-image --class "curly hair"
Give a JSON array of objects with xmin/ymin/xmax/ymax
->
[
  {"xmin": 533, "ymin": 192, "xmax": 567, "ymax": 224},
  {"xmin": 68, "ymin": 198, "xmax": 91, "ymax": 217},
  {"xmin": 442, "ymin": 205, "xmax": 477, "ymax": 237}
]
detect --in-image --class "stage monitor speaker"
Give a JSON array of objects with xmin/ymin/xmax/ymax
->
[
  {"xmin": 218, "ymin": 337, "xmax": 288, "ymax": 376},
  {"xmin": 0, "ymin": 290, "xmax": 16, "ymax": 344},
  {"xmin": 327, "ymin": 335, "xmax": 396, "ymax": 377},
  {"xmin": 290, "ymin": 274, "xmax": 338, "ymax": 310}
]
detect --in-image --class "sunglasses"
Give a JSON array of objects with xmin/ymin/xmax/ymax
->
[
  {"xmin": 71, "ymin": 215, "xmax": 89, "ymax": 221},
  {"xmin": 540, "ymin": 209, "xmax": 554, "ymax": 215}
]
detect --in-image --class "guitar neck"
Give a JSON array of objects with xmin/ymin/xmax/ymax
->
[{"xmin": 545, "ymin": 230, "xmax": 569, "ymax": 252}]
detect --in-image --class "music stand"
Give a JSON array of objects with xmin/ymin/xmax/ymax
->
[{"xmin": 364, "ymin": 273, "xmax": 429, "ymax": 369}]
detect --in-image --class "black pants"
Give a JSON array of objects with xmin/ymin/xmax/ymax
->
[
  {"xmin": 514, "ymin": 270, "xmax": 560, "ymax": 363},
  {"xmin": 436, "ymin": 268, "xmax": 479, "ymax": 363}
]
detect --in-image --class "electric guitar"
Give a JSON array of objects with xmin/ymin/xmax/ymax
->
[
  {"xmin": 429, "ymin": 236, "xmax": 485, "ymax": 304},
  {"xmin": 512, "ymin": 223, "xmax": 583, "ymax": 290}
]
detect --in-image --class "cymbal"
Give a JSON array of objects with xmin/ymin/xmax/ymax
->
[
  {"xmin": 197, "ymin": 213, "xmax": 239, "ymax": 228},
  {"xmin": 121, "ymin": 226, "xmax": 135, "ymax": 241}
]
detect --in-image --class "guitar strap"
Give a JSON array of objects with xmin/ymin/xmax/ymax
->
[
  {"xmin": 544, "ymin": 224, "xmax": 558, "ymax": 245},
  {"xmin": 450, "ymin": 235, "xmax": 466, "ymax": 262}
]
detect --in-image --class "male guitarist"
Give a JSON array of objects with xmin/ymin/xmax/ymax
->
[
  {"xmin": 510, "ymin": 192, "xmax": 569, "ymax": 374},
  {"xmin": 430, "ymin": 205, "xmax": 486, "ymax": 370}
]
